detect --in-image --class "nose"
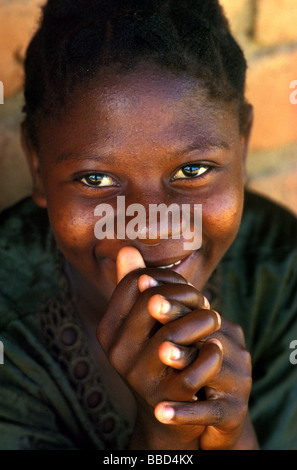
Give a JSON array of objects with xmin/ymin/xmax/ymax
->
[{"xmin": 118, "ymin": 195, "xmax": 185, "ymax": 245}]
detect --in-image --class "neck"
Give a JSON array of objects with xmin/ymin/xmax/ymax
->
[{"xmin": 64, "ymin": 260, "xmax": 111, "ymax": 332}]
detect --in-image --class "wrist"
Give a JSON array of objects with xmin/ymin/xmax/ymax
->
[
  {"xmin": 128, "ymin": 413, "xmax": 200, "ymax": 450},
  {"xmin": 229, "ymin": 413, "xmax": 260, "ymax": 450}
]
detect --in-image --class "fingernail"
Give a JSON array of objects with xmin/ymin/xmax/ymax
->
[
  {"xmin": 160, "ymin": 405, "xmax": 175, "ymax": 422},
  {"xmin": 169, "ymin": 345, "xmax": 181, "ymax": 361},
  {"xmin": 160, "ymin": 297, "xmax": 171, "ymax": 315},
  {"xmin": 139, "ymin": 275, "xmax": 158, "ymax": 291},
  {"xmin": 147, "ymin": 277, "xmax": 158, "ymax": 288},
  {"xmin": 203, "ymin": 296, "xmax": 210, "ymax": 309},
  {"xmin": 207, "ymin": 338, "xmax": 223, "ymax": 352},
  {"xmin": 213, "ymin": 310, "xmax": 221, "ymax": 328}
]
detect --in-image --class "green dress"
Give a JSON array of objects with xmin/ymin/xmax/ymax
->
[{"xmin": 0, "ymin": 190, "xmax": 296, "ymax": 450}]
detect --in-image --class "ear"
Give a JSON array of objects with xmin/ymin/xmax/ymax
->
[
  {"xmin": 240, "ymin": 103, "xmax": 254, "ymax": 184},
  {"xmin": 21, "ymin": 122, "xmax": 47, "ymax": 208}
]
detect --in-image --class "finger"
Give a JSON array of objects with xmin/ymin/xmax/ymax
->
[
  {"xmin": 121, "ymin": 311, "xmax": 221, "ymax": 382},
  {"xmin": 113, "ymin": 285, "xmax": 215, "ymax": 354},
  {"xmin": 154, "ymin": 397, "xmax": 228, "ymax": 427},
  {"xmin": 136, "ymin": 309, "xmax": 221, "ymax": 378},
  {"xmin": 146, "ymin": 283, "xmax": 207, "ymax": 312},
  {"xmin": 104, "ymin": 294, "xmax": 216, "ymax": 374},
  {"xmin": 148, "ymin": 294, "xmax": 210, "ymax": 324},
  {"xmin": 176, "ymin": 339, "xmax": 223, "ymax": 393},
  {"xmin": 98, "ymin": 266, "xmax": 188, "ymax": 351},
  {"xmin": 137, "ymin": 270, "xmax": 188, "ymax": 291},
  {"xmin": 138, "ymin": 274, "xmax": 159, "ymax": 291},
  {"xmin": 149, "ymin": 295, "xmax": 191, "ymax": 321},
  {"xmin": 117, "ymin": 246, "xmax": 189, "ymax": 286},
  {"xmin": 155, "ymin": 309, "xmax": 221, "ymax": 346},
  {"xmin": 158, "ymin": 340, "xmax": 197, "ymax": 370},
  {"xmin": 138, "ymin": 273, "xmax": 197, "ymax": 294},
  {"xmin": 116, "ymin": 246, "xmax": 146, "ymax": 283}
]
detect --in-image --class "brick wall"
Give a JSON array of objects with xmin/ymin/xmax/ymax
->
[
  {"xmin": 0, "ymin": 0, "xmax": 297, "ymax": 214},
  {"xmin": 0, "ymin": 0, "xmax": 41, "ymax": 211},
  {"xmin": 221, "ymin": 0, "xmax": 297, "ymax": 215}
]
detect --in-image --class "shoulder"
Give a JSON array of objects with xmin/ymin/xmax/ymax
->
[
  {"xmin": 221, "ymin": 190, "xmax": 297, "ymax": 345},
  {"xmin": 0, "ymin": 198, "xmax": 61, "ymax": 331},
  {"xmin": 231, "ymin": 193, "xmax": 297, "ymax": 450},
  {"xmin": 222, "ymin": 190, "xmax": 297, "ymax": 281},
  {"xmin": 0, "ymin": 197, "xmax": 50, "ymax": 252},
  {"xmin": 230, "ymin": 190, "xmax": 297, "ymax": 259}
]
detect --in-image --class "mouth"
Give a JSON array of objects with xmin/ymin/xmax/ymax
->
[
  {"xmin": 158, "ymin": 259, "xmax": 182, "ymax": 269},
  {"xmin": 145, "ymin": 251, "xmax": 197, "ymax": 270}
]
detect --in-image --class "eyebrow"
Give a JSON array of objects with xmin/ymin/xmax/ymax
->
[
  {"xmin": 55, "ymin": 140, "xmax": 229, "ymax": 166},
  {"xmin": 181, "ymin": 140, "xmax": 229, "ymax": 154},
  {"xmin": 55, "ymin": 153, "xmax": 106, "ymax": 165}
]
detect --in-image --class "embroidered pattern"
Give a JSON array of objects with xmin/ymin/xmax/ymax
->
[{"xmin": 38, "ymin": 254, "xmax": 132, "ymax": 450}]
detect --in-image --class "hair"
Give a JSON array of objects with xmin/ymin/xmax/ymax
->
[{"xmin": 23, "ymin": 0, "xmax": 249, "ymax": 148}]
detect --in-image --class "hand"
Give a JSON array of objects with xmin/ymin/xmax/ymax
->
[
  {"xmin": 150, "ymin": 291, "xmax": 257, "ymax": 450},
  {"xmin": 97, "ymin": 246, "xmax": 222, "ymax": 449},
  {"xmin": 154, "ymin": 314, "xmax": 256, "ymax": 449}
]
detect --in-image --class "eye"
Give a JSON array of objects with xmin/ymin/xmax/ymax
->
[
  {"xmin": 172, "ymin": 163, "xmax": 211, "ymax": 181},
  {"xmin": 79, "ymin": 173, "xmax": 117, "ymax": 187}
]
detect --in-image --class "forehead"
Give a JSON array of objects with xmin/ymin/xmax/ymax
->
[
  {"xmin": 40, "ymin": 63, "xmax": 240, "ymax": 157},
  {"xmin": 96, "ymin": 63, "xmax": 204, "ymax": 114}
]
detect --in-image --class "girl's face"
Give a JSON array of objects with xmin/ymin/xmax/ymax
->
[{"xmin": 24, "ymin": 63, "xmax": 251, "ymax": 304}]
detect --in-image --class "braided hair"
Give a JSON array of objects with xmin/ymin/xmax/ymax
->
[{"xmin": 23, "ymin": 0, "xmax": 249, "ymax": 147}]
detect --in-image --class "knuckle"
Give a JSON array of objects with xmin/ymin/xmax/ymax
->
[
  {"xmin": 222, "ymin": 318, "xmax": 246, "ymax": 345},
  {"xmin": 233, "ymin": 323, "xmax": 245, "ymax": 344},
  {"xmin": 245, "ymin": 375, "xmax": 253, "ymax": 394},
  {"xmin": 238, "ymin": 347, "xmax": 252, "ymax": 380},
  {"xmin": 240, "ymin": 367, "xmax": 253, "ymax": 395},
  {"xmin": 125, "ymin": 366, "xmax": 139, "ymax": 390},
  {"xmin": 107, "ymin": 343, "xmax": 120, "ymax": 368},
  {"xmin": 243, "ymin": 348, "xmax": 252, "ymax": 372},
  {"xmin": 107, "ymin": 341, "xmax": 130, "ymax": 376}
]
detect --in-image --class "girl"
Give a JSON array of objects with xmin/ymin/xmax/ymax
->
[{"xmin": 0, "ymin": 0, "xmax": 296, "ymax": 450}]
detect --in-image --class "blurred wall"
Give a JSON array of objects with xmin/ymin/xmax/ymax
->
[
  {"xmin": 221, "ymin": 0, "xmax": 297, "ymax": 216},
  {"xmin": 0, "ymin": 0, "xmax": 297, "ymax": 213}
]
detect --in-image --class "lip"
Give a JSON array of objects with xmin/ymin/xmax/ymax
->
[
  {"xmin": 98, "ymin": 248, "xmax": 200, "ymax": 283},
  {"xmin": 145, "ymin": 251, "xmax": 197, "ymax": 271}
]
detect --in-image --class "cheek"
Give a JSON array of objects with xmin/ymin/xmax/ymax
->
[
  {"xmin": 47, "ymin": 200, "xmax": 97, "ymax": 258},
  {"xmin": 202, "ymin": 181, "xmax": 244, "ymax": 245}
]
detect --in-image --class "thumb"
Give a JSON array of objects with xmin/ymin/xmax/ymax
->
[{"xmin": 116, "ymin": 246, "xmax": 146, "ymax": 284}]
